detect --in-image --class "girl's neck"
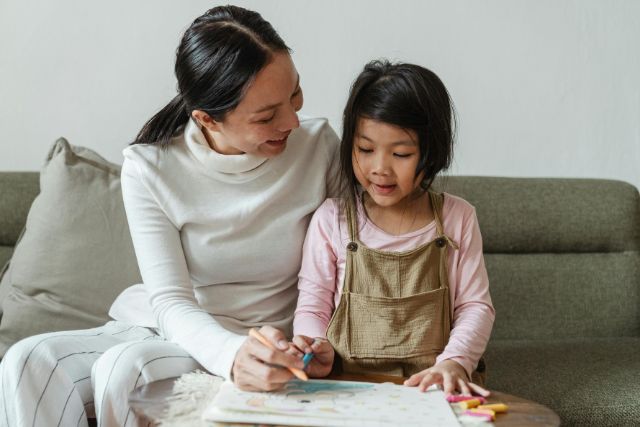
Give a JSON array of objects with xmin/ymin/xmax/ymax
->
[{"xmin": 361, "ymin": 189, "xmax": 434, "ymax": 236}]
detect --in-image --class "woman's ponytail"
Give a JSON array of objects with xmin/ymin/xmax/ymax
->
[
  {"xmin": 131, "ymin": 5, "xmax": 290, "ymax": 147},
  {"xmin": 133, "ymin": 95, "xmax": 188, "ymax": 147}
]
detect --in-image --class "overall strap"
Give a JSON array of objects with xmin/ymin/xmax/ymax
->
[
  {"xmin": 429, "ymin": 191, "xmax": 446, "ymax": 237},
  {"xmin": 345, "ymin": 198, "xmax": 359, "ymax": 242},
  {"xmin": 429, "ymin": 191, "xmax": 460, "ymax": 250}
]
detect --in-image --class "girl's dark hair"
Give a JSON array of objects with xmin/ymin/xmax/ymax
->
[
  {"xmin": 133, "ymin": 5, "xmax": 290, "ymax": 146},
  {"xmin": 340, "ymin": 59, "xmax": 456, "ymax": 208}
]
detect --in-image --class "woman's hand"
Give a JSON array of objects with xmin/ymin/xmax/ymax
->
[
  {"xmin": 403, "ymin": 359, "xmax": 490, "ymax": 397},
  {"xmin": 292, "ymin": 335, "xmax": 334, "ymax": 378},
  {"xmin": 232, "ymin": 325, "xmax": 305, "ymax": 391}
]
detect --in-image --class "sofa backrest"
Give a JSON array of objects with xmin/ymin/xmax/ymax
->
[
  {"xmin": 2, "ymin": 173, "xmax": 639, "ymax": 341},
  {"xmin": 0, "ymin": 172, "xmax": 39, "ymax": 268},
  {"xmin": 435, "ymin": 176, "xmax": 640, "ymax": 341}
]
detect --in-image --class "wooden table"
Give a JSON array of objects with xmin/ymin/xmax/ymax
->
[{"xmin": 129, "ymin": 374, "xmax": 560, "ymax": 426}]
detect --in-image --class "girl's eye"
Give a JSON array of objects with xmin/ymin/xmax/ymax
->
[
  {"xmin": 394, "ymin": 153, "xmax": 414, "ymax": 158},
  {"xmin": 357, "ymin": 146, "xmax": 373, "ymax": 154}
]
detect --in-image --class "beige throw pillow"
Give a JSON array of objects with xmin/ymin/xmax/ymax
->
[{"xmin": 0, "ymin": 138, "xmax": 142, "ymax": 355}]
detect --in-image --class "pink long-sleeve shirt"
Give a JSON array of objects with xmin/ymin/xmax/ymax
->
[{"xmin": 293, "ymin": 194, "xmax": 495, "ymax": 376}]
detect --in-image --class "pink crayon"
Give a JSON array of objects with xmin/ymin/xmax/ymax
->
[
  {"xmin": 446, "ymin": 395, "xmax": 487, "ymax": 404},
  {"xmin": 463, "ymin": 409, "xmax": 495, "ymax": 422}
]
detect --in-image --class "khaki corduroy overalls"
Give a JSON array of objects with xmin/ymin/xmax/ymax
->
[{"xmin": 326, "ymin": 192, "xmax": 460, "ymax": 378}]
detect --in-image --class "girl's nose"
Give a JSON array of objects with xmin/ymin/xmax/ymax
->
[{"xmin": 371, "ymin": 154, "xmax": 391, "ymax": 175}]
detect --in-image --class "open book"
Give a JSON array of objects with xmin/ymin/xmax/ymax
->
[{"xmin": 202, "ymin": 379, "xmax": 461, "ymax": 427}]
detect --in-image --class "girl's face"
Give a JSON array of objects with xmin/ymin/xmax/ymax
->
[
  {"xmin": 352, "ymin": 118, "xmax": 423, "ymax": 208},
  {"xmin": 196, "ymin": 52, "xmax": 303, "ymax": 158}
]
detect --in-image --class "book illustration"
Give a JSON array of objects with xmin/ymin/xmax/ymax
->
[
  {"xmin": 204, "ymin": 379, "xmax": 461, "ymax": 427},
  {"xmin": 244, "ymin": 381, "xmax": 376, "ymax": 414}
]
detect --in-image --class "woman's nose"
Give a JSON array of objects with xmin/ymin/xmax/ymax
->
[{"xmin": 277, "ymin": 107, "xmax": 300, "ymax": 132}]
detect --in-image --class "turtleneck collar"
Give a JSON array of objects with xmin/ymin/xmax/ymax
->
[{"xmin": 183, "ymin": 118, "xmax": 268, "ymax": 174}]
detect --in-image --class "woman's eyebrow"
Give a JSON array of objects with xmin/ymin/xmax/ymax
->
[{"xmin": 252, "ymin": 73, "xmax": 300, "ymax": 114}]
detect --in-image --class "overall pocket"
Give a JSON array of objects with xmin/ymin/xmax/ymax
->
[{"xmin": 346, "ymin": 288, "xmax": 447, "ymax": 359}]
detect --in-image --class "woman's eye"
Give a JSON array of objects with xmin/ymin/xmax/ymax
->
[
  {"xmin": 357, "ymin": 146, "xmax": 373, "ymax": 154},
  {"xmin": 394, "ymin": 153, "xmax": 413, "ymax": 158},
  {"xmin": 257, "ymin": 116, "xmax": 275, "ymax": 124}
]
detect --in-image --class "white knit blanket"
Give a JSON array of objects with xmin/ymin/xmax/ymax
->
[{"xmin": 158, "ymin": 370, "xmax": 223, "ymax": 427}]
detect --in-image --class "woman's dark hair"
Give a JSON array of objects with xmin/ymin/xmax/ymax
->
[
  {"xmin": 133, "ymin": 5, "xmax": 290, "ymax": 146},
  {"xmin": 340, "ymin": 59, "xmax": 456, "ymax": 208}
]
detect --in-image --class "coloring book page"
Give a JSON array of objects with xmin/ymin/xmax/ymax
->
[{"xmin": 202, "ymin": 379, "xmax": 461, "ymax": 427}]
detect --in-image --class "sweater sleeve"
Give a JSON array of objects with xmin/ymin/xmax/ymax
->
[
  {"xmin": 293, "ymin": 200, "xmax": 339, "ymax": 338},
  {"xmin": 436, "ymin": 205, "xmax": 495, "ymax": 377},
  {"xmin": 121, "ymin": 158, "xmax": 246, "ymax": 379}
]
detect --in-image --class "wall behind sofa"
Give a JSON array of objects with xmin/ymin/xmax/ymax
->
[{"xmin": 1, "ymin": 0, "xmax": 639, "ymax": 190}]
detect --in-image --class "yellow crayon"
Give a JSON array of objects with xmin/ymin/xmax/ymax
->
[
  {"xmin": 478, "ymin": 403, "xmax": 509, "ymax": 413},
  {"xmin": 457, "ymin": 399, "xmax": 481, "ymax": 409}
]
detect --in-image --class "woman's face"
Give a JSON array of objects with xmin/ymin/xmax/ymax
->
[{"xmin": 197, "ymin": 52, "xmax": 303, "ymax": 158}]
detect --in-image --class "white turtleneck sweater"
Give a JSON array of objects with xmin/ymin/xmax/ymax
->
[{"xmin": 109, "ymin": 116, "xmax": 339, "ymax": 379}]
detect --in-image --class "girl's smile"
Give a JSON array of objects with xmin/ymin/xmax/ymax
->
[
  {"xmin": 352, "ymin": 118, "xmax": 424, "ymax": 208},
  {"xmin": 371, "ymin": 183, "xmax": 397, "ymax": 195}
]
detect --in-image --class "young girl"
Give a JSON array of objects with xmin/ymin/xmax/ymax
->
[{"xmin": 292, "ymin": 60, "xmax": 495, "ymax": 396}]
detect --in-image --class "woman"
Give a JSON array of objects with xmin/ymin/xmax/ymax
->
[{"xmin": 0, "ymin": 5, "xmax": 339, "ymax": 426}]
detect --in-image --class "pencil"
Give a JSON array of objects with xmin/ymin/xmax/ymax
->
[{"xmin": 248, "ymin": 328, "xmax": 309, "ymax": 381}]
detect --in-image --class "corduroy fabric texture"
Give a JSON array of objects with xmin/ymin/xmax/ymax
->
[
  {"xmin": 434, "ymin": 176, "xmax": 640, "ymax": 253},
  {"xmin": 0, "ymin": 248, "xmax": 13, "ymax": 280},
  {"xmin": 0, "ymin": 173, "xmax": 39, "ymax": 318},
  {"xmin": 486, "ymin": 337, "xmax": 640, "ymax": 426},
  {"xmin": 433, "ymin": 176, "xmax": 640, "ymax": 425},
  {"xmin": 485, "ymin": 252, "xmax": 640, "ymax": 339},
  {"xmin": 0, "ymin": 172, "xmax": 39, "ymax": 247}
]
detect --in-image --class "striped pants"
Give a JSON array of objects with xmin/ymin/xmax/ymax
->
[{"xmin": 0, "ymin": 321, "xmax": 203, "ymax": 427}]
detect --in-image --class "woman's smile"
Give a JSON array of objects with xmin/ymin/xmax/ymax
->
[{"xmin": 266, "ymin": 133, "xmax": 290, "ymax": 147}]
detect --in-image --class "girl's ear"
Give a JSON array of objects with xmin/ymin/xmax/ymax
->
[{"xmin": 192, "ymin": 110, "xmax": 221, "ymax": 132}]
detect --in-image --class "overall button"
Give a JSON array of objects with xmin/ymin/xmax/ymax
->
[
  {"xmin": 346, "ymin": 242, "xmax": 358, "ymax": 252},
  {"xmin": 435, "ymin": 237, "xmax": 446, "ymax": 248}
]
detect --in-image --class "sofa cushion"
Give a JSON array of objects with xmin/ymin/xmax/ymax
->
[
  {"xmin": 0, "ymin": 259, "xmax": 12, "ymax": 317},
  {"xmin": 0, "ymin": 172, "xmax": 40, "ymax": 248},
  {"xmin": 485, "ymin": 252, "xmax": 640, "ymax": 340},
  {"xmin": 0, "ymin": 172, "xmax": 40, "ymax": 318},
  {"xmin": 435, "ymin": 177, "xmax": 640, "ymax": 254},
  {"xmin": 0, "ymin": 138, "xmax": 142, "ymax": 356},
  {"xmin": 0, "ymin": 249, "xmax": 12, "ymax": 280},
  {"xmin": 486, "ymin": 337, "xmax": 640, "ymax": 426}
]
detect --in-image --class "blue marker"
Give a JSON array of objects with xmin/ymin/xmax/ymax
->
[{"xmin": 302, "ymin": 352, "xmax": 314, "ymax": 369}]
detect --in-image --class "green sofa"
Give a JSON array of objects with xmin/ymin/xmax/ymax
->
[
  {"xmin": 1, "ymin": 172, "xmax": 639, "ymax": 426},
  {"xmin": 437, "ymin": 177, "xmax": 640, "ymax": 426}
]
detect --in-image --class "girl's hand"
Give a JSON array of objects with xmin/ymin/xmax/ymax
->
[
  {"xmin": 403, "ymin": 359, "xmax": 490, "ymax": 397},
  {"xmin": 292, "ymin": 335, "xmax": 334, "ymax": 378},
  {"xmin": 232, "ymin": 325, "xmax": 305, "ymax": 391}
]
